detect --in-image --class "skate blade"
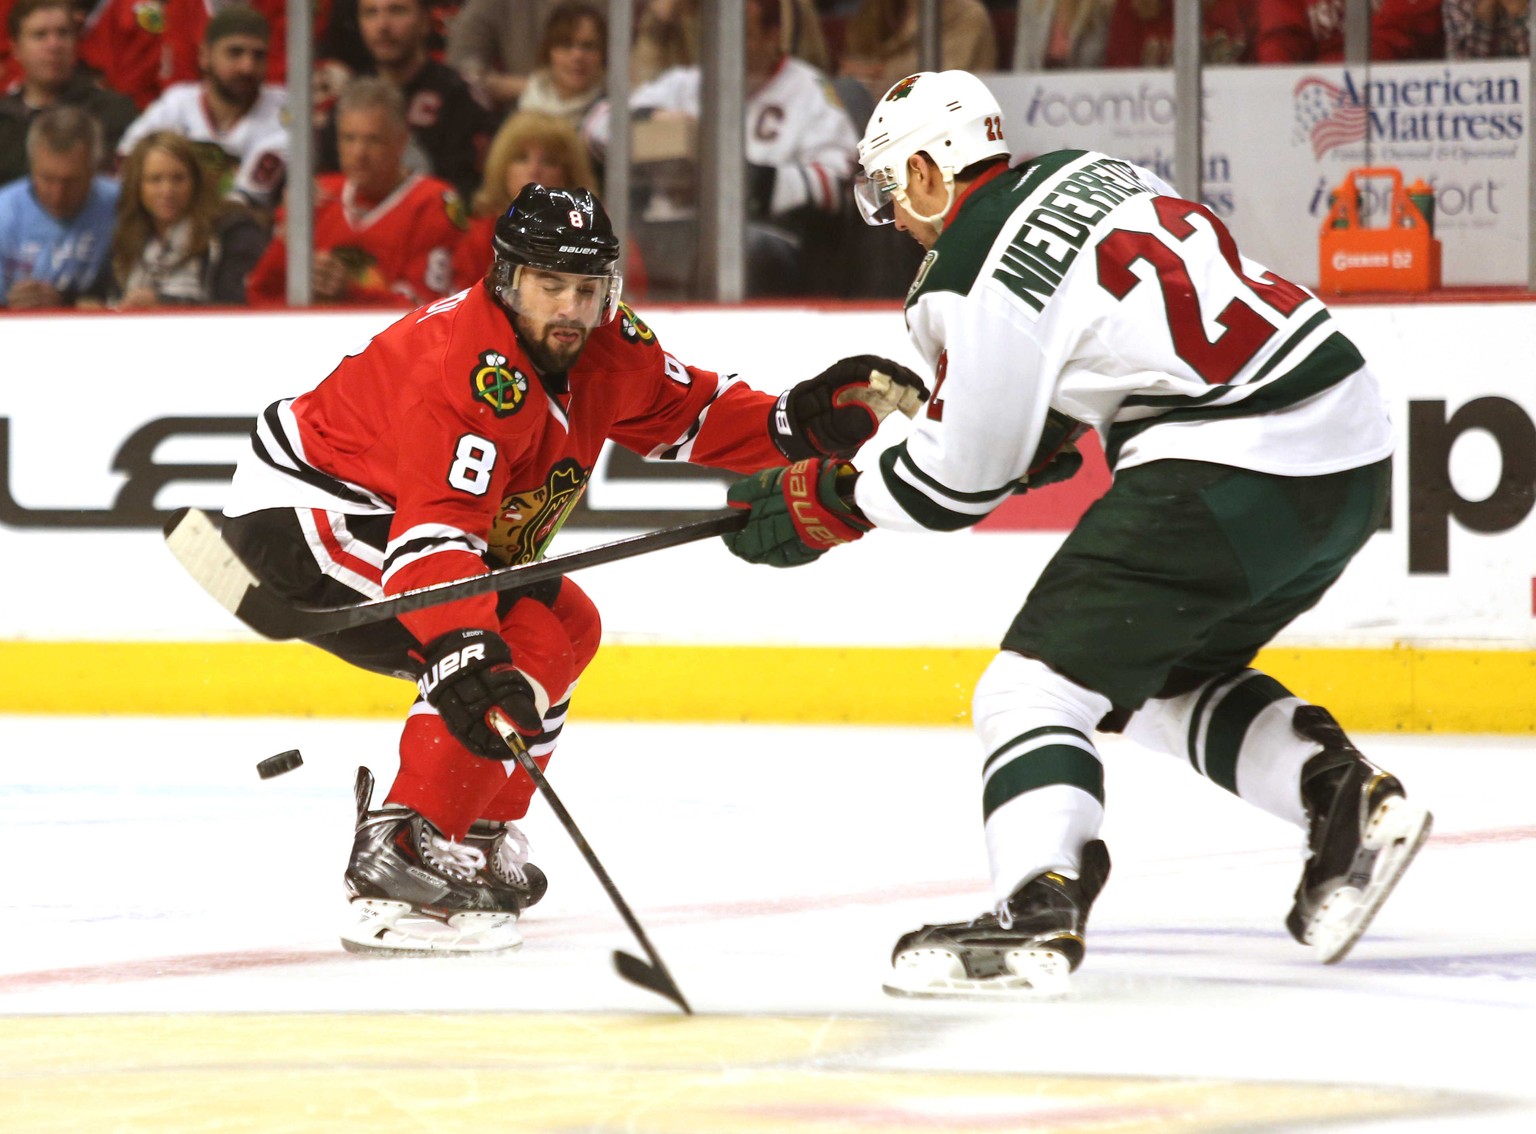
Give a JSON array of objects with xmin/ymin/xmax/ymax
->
[
  {"xmin": 340, "ymin": 899, "xmax": 524, "ymax": 957},
  {"xmin": 1305, "ymin": 799, "xmax": 1433, "ymax": 965},
  {"xmin": 882, "ymin": 947, "xmax": 1072, "ymax": 1001}
]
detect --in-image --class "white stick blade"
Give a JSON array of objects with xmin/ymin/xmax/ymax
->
[{"xmin": 164, "ymin": 508, "xmax": 259, "ymax": 616}]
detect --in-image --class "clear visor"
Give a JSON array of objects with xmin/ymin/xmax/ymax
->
[
  {"xmin": 853, "ymin": 169, "xmax": 898, "ymax": 226},
  {"xmin": 506, "ymin": 264, "xmax": 624, "ymax": 328}
]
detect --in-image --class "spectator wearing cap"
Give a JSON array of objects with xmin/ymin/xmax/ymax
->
[
  {"xmin": 114, "ymin": 5, "xmax": 288, "ymax": 208},
  {"xmin": 0, "ymin": 0, "xmax": 138, "ymax": 187},
  {"xmin": 164, "ymin": 0, "xmax": 288, "ymax": 85},
  {"xmin": 0, "ymin": 103, "xmax": 119, "ymax": 308}
]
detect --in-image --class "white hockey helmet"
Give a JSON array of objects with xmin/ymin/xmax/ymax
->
[{"xmin": 855, "ymin": 70, "xmax": 1009, "ymax": 226}]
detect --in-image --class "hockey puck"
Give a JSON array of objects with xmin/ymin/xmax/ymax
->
[{"xmin": 257, "ymin": 749, "xmax": 304, "ymax": 780}]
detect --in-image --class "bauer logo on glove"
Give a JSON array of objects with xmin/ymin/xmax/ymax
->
[
  {"xmin": 770, "ymin": 355, "xmax": 928, "ymax": 462},
  {"xmin": 724, "ymin": 459, "xmax": 873, "ymax": 568},
  {"xmin": 417, "ymin": 635, "xmax": 490, "ymax": 699}
]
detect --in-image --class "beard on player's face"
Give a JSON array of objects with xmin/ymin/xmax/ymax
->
[{"xmin": 514, "ymin": 312, "xmax": 590, "ymax": 374}]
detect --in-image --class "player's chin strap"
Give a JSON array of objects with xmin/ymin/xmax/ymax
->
[{"xmin": 894, "ymin": 176, "xmax": 956, "ymax": 229}]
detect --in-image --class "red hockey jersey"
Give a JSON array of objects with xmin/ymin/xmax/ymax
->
[
  {"xmin": 234, "ymin": 284, "xmax": 786, "ymax": 645},
  {"xmin": 1256, "ymin": 0, "xmax": 1443, "ymax": 62},
  {"xmin": 163, "ymin": 0, "xmax": 291, "ymax": 85},
  {"xmin": 78, "ymin": 0, "xmax": 169, "ymax": 110},
  {"xmin": 247, "ymin": 171, "xmax": 467, "ymax": 307}
]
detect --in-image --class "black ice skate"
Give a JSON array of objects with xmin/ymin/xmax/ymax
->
[
  {"xmin": 341, "ymin": 767, "xmax": 526, "ymax": 956},
  {"xmin": 1286, "ymin": 706, "xmax": 1433, "ymax": 964},
  {"xmin": 884, "ymin": 839, "xmax": 1111, "ymax": 1000},
  {"xmin": 465, "ymin": 819, "xmax": 549, "ymax": 910}
]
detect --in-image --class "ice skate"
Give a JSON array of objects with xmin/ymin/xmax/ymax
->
[
  {"xmin": 465, "ymin": 819, "xmax": 549, "ymax": 910},
  {"xmin": 884, "ymin": 839, "xmax": 1110, "ymax": 1000},
  {"xmin": 1286, "ymin": 707, "xmax": 1432, "ymax": 964},
  {"xmin": 341, "ymin": 767, "xmax": 526, "ymax": 956}
]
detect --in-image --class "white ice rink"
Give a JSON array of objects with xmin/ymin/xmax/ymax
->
[{"xmin": 1, "ymin": 714, "xmax": 1531, "ymax": 1133}]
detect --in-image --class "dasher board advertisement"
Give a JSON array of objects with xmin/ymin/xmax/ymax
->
[{"xmin": 987, "ymin": 59, "xmax": 1527, "ymax": 287}]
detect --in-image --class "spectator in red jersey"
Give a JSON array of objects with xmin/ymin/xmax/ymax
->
[
  {"xmin": 1105, "ymin": 0, "xmax": 1257, "ymax": 66},
  {"xmin": 247, "ymin": 76, "xmax": 466, "ymax": 306},
  {"xmin": 76, "ymin": 0, "xmax": 169, "ymax": 109},
  {"xmin": 1445, "ymin": 0, "xmax": 1528, "ymax": 57},
  {"xmin": 0, "ymin": 0, "xmax": 137, "ymax": 186},
  {"xmin": 163, "ymin": 0, "xmax": 288, "ymax": 85},
  {"xmin": 453, "ymin": 110, "xmax": 595, "ymax": 291},
  {"xmin": 109, "ymin": 129, "xmax": 267, "ymax": 305},
  {"xmin": 1257, "ymin": 0, "xmax": 1445, "ymax": 62},
  {"xmin": 316, "ymin": 0, "xmax": 492, "ymax": 202}
]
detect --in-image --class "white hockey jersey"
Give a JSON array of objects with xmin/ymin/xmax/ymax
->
[
  {"xmin": 116, "ymin": 82, "xmax": 289, "ymax": 204},
  {"xmin": 855, "ymin": 151, "xmax": 1395, "ymax": 533},
  {"xmin": 588, "ymin": 58, "xmax": 857, "ymax": 214}
]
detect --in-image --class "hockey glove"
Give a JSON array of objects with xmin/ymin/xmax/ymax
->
[
  {"xmin": 418, "ymin": 628, "xmax": 543, "ymax": 760},
  {"xmin": 723, "ymin": 458, "xmax": 872, "ymax": 568},
  {"xmin": 770, "ymin": 355, "xmax": 928, "ymax": 462},
  {"xmin": 1014, "ymin": 409, "xmax": 1088, "ymax": 493}
]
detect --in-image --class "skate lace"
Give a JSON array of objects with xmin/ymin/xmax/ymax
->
[
  {"xmin": 422, "ymin": 833, "xmax": 487, "ymax": 882},
  {"xmin": 492, "ymin": 824, "xmax": 534, "ymax": 886}
]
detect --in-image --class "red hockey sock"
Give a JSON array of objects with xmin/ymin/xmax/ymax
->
[
  {"xmin": 385, "ymin": 711, "xmax": 508, "ymax": 840},
  {"xmin": 478, "ymin": 752, "xmax": 551, "ymax": 822}
]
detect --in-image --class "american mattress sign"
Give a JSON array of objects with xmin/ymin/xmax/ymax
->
[{"xmin": 990, "ymin": 59, "xmax": 1529, "ymax": 287}]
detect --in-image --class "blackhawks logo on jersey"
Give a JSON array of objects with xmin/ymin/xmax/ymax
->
[
  {"xmin": 471, "ymin": 350, "xmax": 529, "ymax": 416},
  {"xmin": 487, "ymin": 459, "xmax": 590, "ymax": 566},
  {"xmin": 617, "ymin": 302, "xmax": 655, "ymax": 345},
  {"xmin": 443, "ymin": 190, "xmax": 468, "ymax": 231}
]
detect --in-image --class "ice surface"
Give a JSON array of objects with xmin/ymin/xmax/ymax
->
[{"xmin": 1, "ymin": 715, "xmax": 1531, "ymax": 1132}]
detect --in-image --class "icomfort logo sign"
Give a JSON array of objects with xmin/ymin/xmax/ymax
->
[{"xmin": 1294, "ymin": 71, "xmax": 1524, "ymax": 159}]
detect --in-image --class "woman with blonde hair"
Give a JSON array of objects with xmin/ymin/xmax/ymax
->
[
  {"xmin": 109, "ymin": 131, "xmax": 267, "ymax": 307},
  {"xmin": 453, "ymin": 110, "xmax": 597, "ymax": 289}
]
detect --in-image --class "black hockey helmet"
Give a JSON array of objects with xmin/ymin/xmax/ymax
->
[{"xmin": 490, "ymin": 184, "xmax": 624, "ymax": 325}]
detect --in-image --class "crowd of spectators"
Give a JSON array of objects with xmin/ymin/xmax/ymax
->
[{"xmin": 0, "ymin": 0, "xmax": 1524, "ymax": 311}]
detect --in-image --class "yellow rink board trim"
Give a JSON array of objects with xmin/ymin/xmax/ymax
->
[
  {"xmin": 0, "ymin": 1012, "xmax": 1479, "ymax": 1134},
  {"xmin": 1, "ymin": 641, "xmax": 1533, "ymax": 732}
]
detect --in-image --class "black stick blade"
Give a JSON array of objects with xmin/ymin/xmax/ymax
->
[{"xmin": 613, "ymin": 950, "xmax": 692, "ymax": 1015}]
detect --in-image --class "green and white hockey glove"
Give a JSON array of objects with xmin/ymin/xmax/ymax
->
[{"xmin": 723, "ymin": 459, "xmax": 872, "ymax": 568}]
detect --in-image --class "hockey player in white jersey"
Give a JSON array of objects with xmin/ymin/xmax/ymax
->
[{"xmin": 723, "ymin": 70, "xmax": 1433, "ymax": 998}]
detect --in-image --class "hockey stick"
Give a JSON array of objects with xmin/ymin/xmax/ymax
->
[
  {"xmin": 164, "ymin": 506, "xmax": 747, "ymax": 640},
  {"xmin": 489, "ymin": 711, "xmax": 692, "ymax": 1014}
]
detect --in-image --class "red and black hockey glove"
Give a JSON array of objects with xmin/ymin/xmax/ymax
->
[
  {"xmin": 723, "ymin": 458, "xmax": 872, "ymax": 568},
  {"xmin": 770, "ymin": 355, "xmax": 928, "ymax": 461},
  {"xmin": 417, "ymin": 628, "xmax": 543, "ymax": 760}
]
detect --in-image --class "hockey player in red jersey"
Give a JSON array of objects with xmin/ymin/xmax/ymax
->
[{"xmin": 220, "ymin": 181, "xmax": 925, "ymax": 954}]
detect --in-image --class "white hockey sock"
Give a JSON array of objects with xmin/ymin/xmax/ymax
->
[
  {"xmin": 1125, "ymin": 669, "xmax": 1314, "ymax": 828},
  {"xmin": 973, "ymin": 652, "xmax": 1111, "ymax": 905}
]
